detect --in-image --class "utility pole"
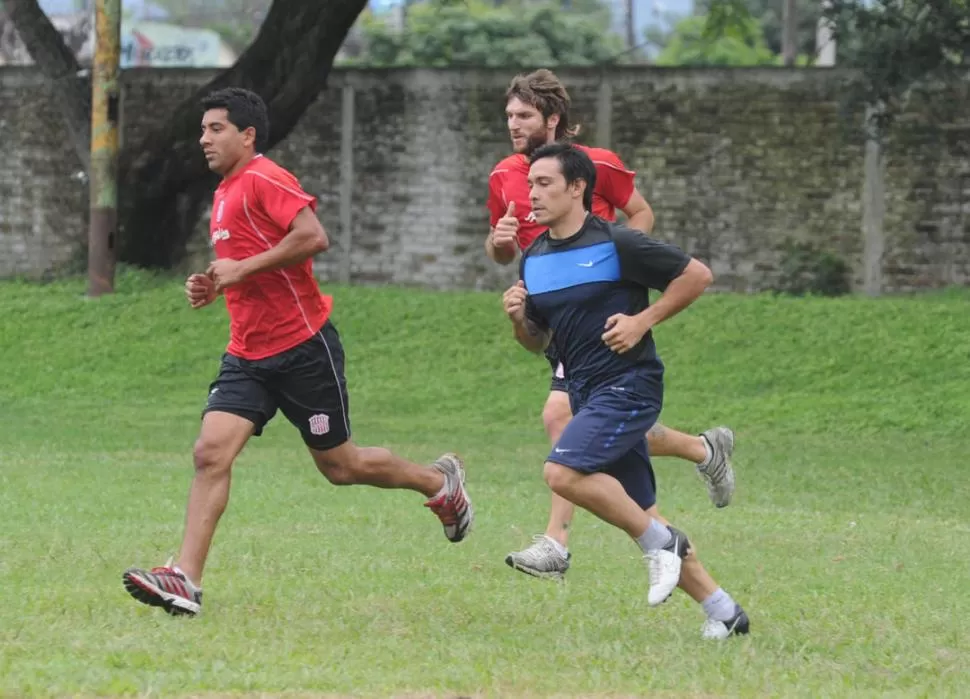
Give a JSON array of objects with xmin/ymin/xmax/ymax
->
[
  {"xmin": 87, "ymin": 0, "xmax": 121, "ymax": 297},
  {"xmin": 782, "ymin": 0, "xmax": 798, "ymax": 66},
  {"xmin": 625, "ymin": 0, "xmax": 636, "ymax": 58}
]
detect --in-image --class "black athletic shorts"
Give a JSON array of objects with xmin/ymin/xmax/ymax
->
[{"xmin": 202, "ymin": 320, "xmax": 351, "ymax": 451}]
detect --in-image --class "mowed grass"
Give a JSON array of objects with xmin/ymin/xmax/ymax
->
[{"xmin": 1, "ymin": 270, "xmax": 969, "ymax": 698}]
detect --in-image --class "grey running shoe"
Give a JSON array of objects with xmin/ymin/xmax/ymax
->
[
  {"xmin": 424, "ymin": 453, "xmax": 473, "ymax": 542},
  {"xmin": 505, "ymin": 535, "xmax": 571, "ymax": 580},
  {"xmin": 698, "ymin": 427, "xmax": 736, "ymax": 508}
]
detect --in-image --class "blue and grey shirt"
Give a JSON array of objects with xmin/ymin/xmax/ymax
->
[{"xmin": 520, "ymin": 215, "xmax": 691, "ymax": 389}]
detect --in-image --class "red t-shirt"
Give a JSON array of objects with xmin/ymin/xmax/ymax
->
[
  {"xmin": 209, "ymin": 154, "xmax": 332, "ymax": 361},
  {"xmin": 486, "ymin": 145, "xmax": 637, "ymax": 250}
]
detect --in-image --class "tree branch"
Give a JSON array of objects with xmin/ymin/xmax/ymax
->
[
  {"xmin": 5, "ymin": 0, "xmax": 90, "ymax": 170},
  {"xmin": 118, "ymin": 0, "xmax": 371, "ymax": 267}
]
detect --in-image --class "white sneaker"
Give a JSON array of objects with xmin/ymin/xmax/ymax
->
[
  {"xmin": 702, "ymin": 605, "xmax": 751, "ymax": 639},
  {"xmin": 644, "ymin": 527, "xmax": 690, "ymax": 606}
]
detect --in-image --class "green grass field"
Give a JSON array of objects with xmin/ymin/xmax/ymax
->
[{"xmin": 2, "ymin": 270, "xmax": 969, "ymax": 698}]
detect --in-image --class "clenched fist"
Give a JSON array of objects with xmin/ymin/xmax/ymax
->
[{"xmin": 503, "ymin": 280, "xmax": 528, "ymax": 324}]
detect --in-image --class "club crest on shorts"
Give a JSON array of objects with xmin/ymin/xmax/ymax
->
[{"xmin": 308, "ymin": 413, "xmax": 330, "ymax": 435}]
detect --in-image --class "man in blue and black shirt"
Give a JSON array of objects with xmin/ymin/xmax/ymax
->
[{"xmin": 502, "ymin": 143, "xmax": 749, "ymax": 638}]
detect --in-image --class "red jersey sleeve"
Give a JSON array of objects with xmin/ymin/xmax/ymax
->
[
  {"xmin": 591, "ymin": 149, "xmax": 636, "ymax": 210},
  {"xmin": 250, "ymin": 169, "xmax": 317, "ymax": 233},
  {"xmin": 487, "ymin": 169, "xmax": 507, "ymax": 228}
]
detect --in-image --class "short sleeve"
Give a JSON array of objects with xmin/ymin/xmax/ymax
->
[
  {"xmin": 524, "ymin": 296, "xmax": 549, "ymax": 331},
  {"xmin": 251, "ymin": 170, "xmax": 317, "ymax": 232},
  {"xmin": 520, "ymin": 255, "xmax": 549, "ymax": 331},
  {"xmin": 487, "ymin": 170, "xmax": 506, "ymax": 228},
  {"xmin": 612, "ymin": 226, "xmax": 691, "ymax": 292},
  {"xmin": 591, "ymin": 150, "xmax": 636, "ymax": 209}
]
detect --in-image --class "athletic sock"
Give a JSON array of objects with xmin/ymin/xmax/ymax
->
[
  {"xmin": 698, "ymin": 434, "xmax": 714, "ymax": 467},
  {"xmin": 702, "ymin": 587, "xmax": 737, "ymax": 622},
  {"xmin": 546, "ymin": 536, "xmax": 568, "ymax": 558},
  {"xmin": 635, "ymin": 518, "xmax": 673, "ymax": 553}
]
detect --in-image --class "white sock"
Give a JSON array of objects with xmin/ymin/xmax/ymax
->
[
  {"xmin": 432, "ymin": 472, "xmax": 450, "ymax": 498},
  {"xmin": 701, "ymin": 587, "xmax": 737, "ymax": 622},
  {"xmin": 698, "ymin": 435, "xmax": 714, "ymax": 467},
  {"xmin": 545, "ymin": 536, "xmax": 568, "ymax": 557},
  {"xmin": 173, "ymin": 565, "xmax": 200, "ymax": 591},
  {"xmin": 635, "ymin": 519, "xmax": 672, "ymax": 553}
]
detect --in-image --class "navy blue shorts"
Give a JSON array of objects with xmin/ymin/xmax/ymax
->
[{"xmin": 547, "ymin": 371, "xmax": 663, "ymax": 509}]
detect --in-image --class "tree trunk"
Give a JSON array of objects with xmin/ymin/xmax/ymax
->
[
  {"xmin": 118, "ymin": 0, "xmax": 371, "ymax": 268},
  {"xmin": 8, "ymin": 0, "xmax": 370, "ymax": 269},
  {"xmin": 4, "ymin": 0, "xmax": 91, "ymax": 170}
]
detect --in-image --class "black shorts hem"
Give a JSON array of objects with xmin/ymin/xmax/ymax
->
[
  {"xmin": 302, "ymin": 431, "xmax": 352, "ymax": 452},
  {"xmin": 549, "ymin": 376, "xmax": 568, "ymax": 393},
  {"xmin": 201, "ymin": 404, "xmax": 269, "ymax": 436}
]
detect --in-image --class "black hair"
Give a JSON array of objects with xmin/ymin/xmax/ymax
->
[
  {"xmin": 529, "ymin": 142, "xmax": 596, "ymax": 212},
  {"xmin": 201, "ymin": 87, "xmax": 269, "ymax": 152}
]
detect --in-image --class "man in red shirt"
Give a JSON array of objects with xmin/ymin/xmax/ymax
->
[
  {"xmin": 122, "ymin": 88, "xmax": 473, "ymax": 617},
  {"xmin": 488, "ymin": 70, "xmax": 737, "ymax": 581}
]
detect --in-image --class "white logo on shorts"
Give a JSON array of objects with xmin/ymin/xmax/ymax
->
[
  {"xmin": 309, "ymin": 413, "xmax": 330, "ymax": 435},
  {"xmin": 554, "ymin": 363, "xmax": 565, "ymax": 379}
]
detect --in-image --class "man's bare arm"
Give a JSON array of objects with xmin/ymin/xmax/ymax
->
[
  {"xmin": 634, "ymin": 259, "xmax": 713, "ymax": 330},
  {"xmin": 621, "ymin": 189, "xmax": 655, "ymax": 234},
  {"xmin": 512, "ymin": 317, "xmax": 550, "ymax": 354},
  {"xmin": 486, "ymin": 227, "xmax": 517, "ymax": 265}
]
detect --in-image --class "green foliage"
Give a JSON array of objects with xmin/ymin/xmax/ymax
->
[
  {"xmin": 656, "ymin": 14, "xmax": 777, "ymax": 66},
  {"xmin": 349, "ymin": 0, "xmax": 625, "ymax": 68},
  {"xmin": 824, "ymin": 0, "xmax": 970, "ymax": 127},
  {"xmin": 697, "ymin": 0, "xmax": 819, "ymax": 57},
  {"xmin": 771, "ymin": 240, "xmax": 852, "ymax": 297},
  {"xmin": 704, "ymin": 0, "xmax": 970, "ymax": 127}
]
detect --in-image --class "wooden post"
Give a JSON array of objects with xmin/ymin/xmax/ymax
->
[
  {"xmin": 87, "ymin": 0, "xmax": 121, "ymax": 297},
  {"xmin": 862, "ymin": 104, "xmax": 886, "ymax": 296}
]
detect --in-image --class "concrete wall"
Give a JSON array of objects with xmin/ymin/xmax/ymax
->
[{"xmin": 2, "ymin": 66, "xmax": 968, "ymax": 292}]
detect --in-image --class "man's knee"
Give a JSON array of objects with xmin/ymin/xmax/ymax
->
[
  {"xmin": 645, "ymin": 423, "xmax": 667, "ymax": 447},
  {"xmin": 192, "ymin": 437, "xmax": 234, "ymax": 475},
  {"xmin": 542, "ymin": 392, "xmax": 572, "ymax": 441},
  {"xmin": 194, "ymin": 411, "xmax": 255, "ymax": 474},
  {"xmin": 544, "ymin": 461, "xmax": 580, "ymax": 494}
]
